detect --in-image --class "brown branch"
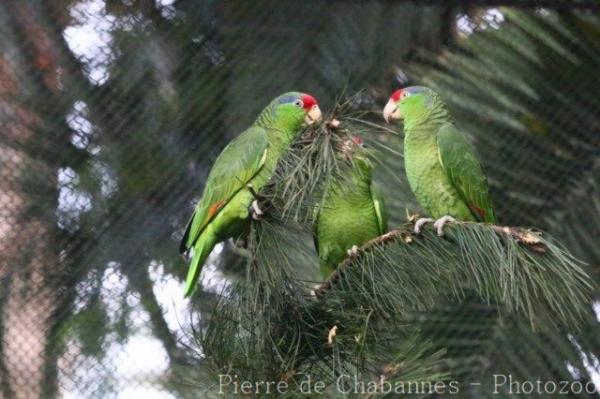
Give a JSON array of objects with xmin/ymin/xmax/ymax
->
[
  {"xmin": 314, "ymin": 222, "xmax": 548, "ymax": 298},
  {"xmin": 313, "ymin": 228, "xmax": 409, "ymax": 298},
  {"xmin": 489, "ymin": 225, "xmax": 546, "ymax": 253}
]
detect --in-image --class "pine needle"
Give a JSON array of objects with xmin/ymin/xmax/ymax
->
[{"xmin": 195, "ymin": 94, "xmax": 594, "ymax": 396}]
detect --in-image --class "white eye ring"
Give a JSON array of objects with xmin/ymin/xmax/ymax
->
[
  {"xmin": 401, "ymin": 91, "xmax": 409, "ymax": 99},
  {"xmin": 294, "ymin": 99, "xmax": 304, "ymax": 108}
]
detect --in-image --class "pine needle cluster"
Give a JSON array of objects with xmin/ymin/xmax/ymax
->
[{"xmin": 196, "ymin": 96, "xmax": 594, "ymax": 396}]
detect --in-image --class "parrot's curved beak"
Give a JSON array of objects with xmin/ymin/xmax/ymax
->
[
  {"xmin": 305, "ymin": 105, "xmax": 322, "ymax": 125},
  {"xmin": 383, "ymin": 99, "xmax": 401, "ymax": 124}
]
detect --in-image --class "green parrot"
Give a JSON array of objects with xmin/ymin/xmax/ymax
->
[
  {"xmin": 383, "ymin": 86, "xmax": 495, "ymax": 235},
  {"xmin": 313, "ymin": 135, "xmax": 388, "ymax": 278},
  {"xmin": 180, "ymin": 92, "xmax": 322, "ymax": 296}
]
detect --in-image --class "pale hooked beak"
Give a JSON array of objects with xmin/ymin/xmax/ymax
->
[
  {"xmin": 305, "ymin": 105, "xmax": 322, "ymax": 125},
  {"xmin": 383, "ymin": 99, "xmax": 401, "ymax": 124}
]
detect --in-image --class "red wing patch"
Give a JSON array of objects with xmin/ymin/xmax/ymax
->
[
  {"xmin": 469, "ymin": 203, "xmax": 486, "ymax": 220},
  {"xmin": 204, "ymin": 200, "xmax": 225, "ymax": 225}
]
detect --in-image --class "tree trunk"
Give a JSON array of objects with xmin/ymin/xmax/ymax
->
[
  {"xmin": 0, "ymin": 55, "xmax": 59, "ymax": 399},
  {"xmin": 0, "ymin": 3, "xmax": 64, "ymax": 397}
]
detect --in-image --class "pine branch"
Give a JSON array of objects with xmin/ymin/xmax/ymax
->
[
  {"xmin": 199, "ymin": 201, "xmax": 593, "ymax": 395},
  {"xmin": 265, "ymin": 93, "xmax": 375, "ymax": 223},
  {"xmin": 196, "ymin": 97, "xmax": 595, "ymax": 395},
  {"xmin": 393, "ymin": 300, "xmax": 600, "ymax": 396},
  {"xmin": 314, "ymin": 221, "xmax": 591, "ymax": 329},
  {"xmin": 315, "ymin": 223, "xmax": 549, "ymax": 296},
  {"xmin": 406, "ymin": 9, "xmax": 600, "ymax": 229}
]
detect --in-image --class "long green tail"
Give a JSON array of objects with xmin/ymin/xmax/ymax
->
[{"xmin": 183, "ymin": 229, "xmax": 218, "ymax": 297}]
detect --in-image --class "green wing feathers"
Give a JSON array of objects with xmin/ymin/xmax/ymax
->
[
  {"xmin": 437, "ymin": 123, "xmax": 496, "ymax": 223},
  {"xmin": 180, "ymin": 127, "xmax": 268, "ymax": 254},
  {"xmin": 371, "ymin": 183, "xmax": 388, "ymax": 233},
  {"xmin": 183, "ymin": 225, "xmax": 218, "ymax": 297}
]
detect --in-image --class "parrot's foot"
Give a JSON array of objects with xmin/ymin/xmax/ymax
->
[
  {"xmin": 433, "ymin": 215, "xmax": 456, "ymax": 236},
  {"xmin": 310, "ymin": 284, "xmax": 320, "ymax": 298},
  {"xmin": 346, "ymin": 245, "xmax": 359, "ymax": 257},
  {"xmin": 414, "ymin": 218, "xmax": 434, "ymax": 234},
  {"xmin": 250, "ymin": 200, "xmax": 264, "ymax": 221},
  {"xmin": 326, "ymin": 118, "xmax": 341, "ymax": 130}
]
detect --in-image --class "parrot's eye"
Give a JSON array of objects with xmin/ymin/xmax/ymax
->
[
  {"xmin": 294, "ymin": 99, "xmax": 304, "ymax": 108},
  {"xmin": 401, "ymin": 91, "xmax": 410, "ymax": 100}
]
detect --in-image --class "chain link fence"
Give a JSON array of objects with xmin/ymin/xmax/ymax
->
[{"xmin": 0, "ymin": 1, "xmax": 599, "ymax": 398}]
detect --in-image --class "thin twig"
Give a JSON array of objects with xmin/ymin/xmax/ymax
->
[
  {"xmin": 314, "ymin": 228, "xmax": 408, "ymax": 298},
  {"xmin": 489, "ymin": 225, "xmax": 546, "ymax": 253},
  {"xmin": 314, "ymin": 222, "xmax": 549, "ymax": 298}
]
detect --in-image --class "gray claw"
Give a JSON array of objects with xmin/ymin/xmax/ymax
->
[
  {"xmin": 251, "ymin": 200, "xmax": 264, "ymax": 220},
  {"xmin": 346, "ymin": 245, "xmax": 359, "ymax": 257},
  {"xmin": 433, "ymin": 215, "xmax": 456, "ymax": 236},
  {"xmin": 414, "ymin": 218, "xmax": 434, "ymax": 234}
]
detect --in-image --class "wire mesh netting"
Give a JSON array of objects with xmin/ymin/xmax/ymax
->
[{"xmin": 1, "ymin": 1, "xmax": 599, "ymax": 398}]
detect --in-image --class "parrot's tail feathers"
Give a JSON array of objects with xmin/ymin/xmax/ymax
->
[
  {"xmin": 183, "ymin": 233, "xmax": 217, "ymax": 298},
  {"xmin": 179, "ymin": 216, "xmax": 194, "ymax": 254}
]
